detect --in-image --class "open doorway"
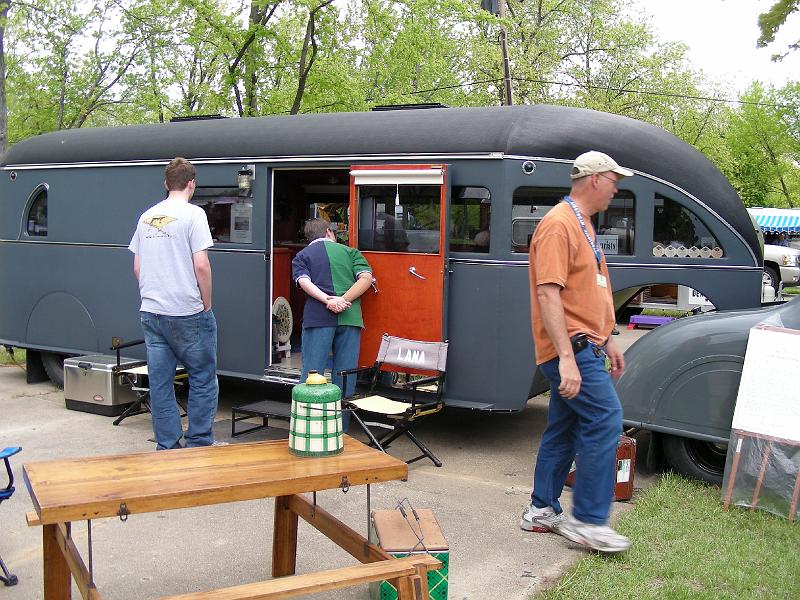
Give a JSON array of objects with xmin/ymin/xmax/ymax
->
[{"xmin": 267, "ymin": 168, "xmax": 350, "ymax": 382}]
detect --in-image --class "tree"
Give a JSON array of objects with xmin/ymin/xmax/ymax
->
[
  {"xmin": 757, "ymin": 0, "xmax": 799, "ymax": 59},
  {"xmin": 723, "ymin": 82, "xmax": 800, "ymax": 207}
]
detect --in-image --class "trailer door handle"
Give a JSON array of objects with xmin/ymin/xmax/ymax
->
[{"xmin": 409, "ymin": 266, "xmax": 426, "ymax": 280}]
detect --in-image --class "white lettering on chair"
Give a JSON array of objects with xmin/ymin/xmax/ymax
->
[{"xmin": 396, "ymin": 346, "xmax": 426, "ymax": 365}]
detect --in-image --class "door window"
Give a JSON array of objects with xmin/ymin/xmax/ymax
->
[{"xmin": 357, "ymin": 184, "xmax": 441, "ymax": 253}]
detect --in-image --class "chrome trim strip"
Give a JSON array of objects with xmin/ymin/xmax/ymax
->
[
  {"xmin": 448, "ymin": 257, "xmax": 761, "ymax": 271},
  {"xmin": 2, "ymin": 152, "xmax": 502, "ymax": 170},
  {"xmin": 0, "ymin": 239, "xmax": 265, "ymax": 254}
]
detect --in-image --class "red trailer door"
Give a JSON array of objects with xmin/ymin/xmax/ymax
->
[{"xmin": 349, "ymin": 165, "xmax": 448, "ymax": 365}]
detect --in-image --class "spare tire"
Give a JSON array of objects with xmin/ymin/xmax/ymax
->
[
  {"xmin": 662, "ymin": 434, "xmax": 727, "ymax": 486},
  {"xmin": 41, "ymin": 352, "xmax": 66, "ymax": 389}
]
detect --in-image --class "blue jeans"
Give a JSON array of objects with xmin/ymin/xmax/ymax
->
[
  {"xmin": 300, "ymin": 325, "xmax": 361, "ymax": 431},
  {"xmin": 531, "ymin": 343, "xmax": 622, "ymax": 524},
  {"xmin": 141, "ymin": 310, "xmax": 219, "ymax": 450}
]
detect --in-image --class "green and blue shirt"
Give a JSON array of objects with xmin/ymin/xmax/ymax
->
[{"xmin": 292, "ymin": 238, "xmax": 372, "ymax": 328}]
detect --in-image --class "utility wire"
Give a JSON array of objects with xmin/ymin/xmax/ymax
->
[{"xmin": 398, "ymin": 76, "xmax": 796, "ymax": 110}]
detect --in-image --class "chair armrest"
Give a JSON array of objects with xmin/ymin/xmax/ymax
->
[
  {"xmin": 109, "ymin": 338, "xmax": 145, "ymax": 351},
  {"xmin": 403, "ymin": 375, "xmax": 441, "ymax": 389},
  {"xmin": 338, "ymin": 366, "xmax": 378, "ymax": 399},
  {"xmin": 338, "ymin": 366, "xmax": 374, "ymax": 377}
]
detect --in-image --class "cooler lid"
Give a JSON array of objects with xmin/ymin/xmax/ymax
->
[{"xmin": 372, "ymin": 509, "xmax": 448, "ymax": 552}]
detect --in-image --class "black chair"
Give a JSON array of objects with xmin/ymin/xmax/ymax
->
[
  {"xmin": 110, "ymin": 339, "xmax": 187, "ymax": 426},
  {"xmin": 1, "ymin": 446, "xmax": 22, "ymax": 586},
  {"xmin": 341, "ymin": 334, "xmax": 448, "ymax": 467}
]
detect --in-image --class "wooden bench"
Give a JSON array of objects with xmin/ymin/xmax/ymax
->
[{"xmin": 158, "ymin": 554, "xmax": 441, "ymax": 600}]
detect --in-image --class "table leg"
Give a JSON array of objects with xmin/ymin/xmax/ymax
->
[
  {"xmin": 43, "ymin": 524, "xmax": 71, "ymax": 600},
  {"xmin": 272, "ymin": 495, "xmax": 298, "ymax": 577}
]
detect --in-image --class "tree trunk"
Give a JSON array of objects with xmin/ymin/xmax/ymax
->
[{"xmin": 0, "ymin": 1, "xmax": 10, "ymax": 151}]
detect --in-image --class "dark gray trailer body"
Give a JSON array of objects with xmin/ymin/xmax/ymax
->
[{"xmin": 0, "ymin": 105, "xmax": 763, "ymax": 410}]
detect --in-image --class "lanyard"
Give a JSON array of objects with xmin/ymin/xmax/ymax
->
[{"xmin": 564, "ymin": 196, "xmax": 602, "ymax": 269}]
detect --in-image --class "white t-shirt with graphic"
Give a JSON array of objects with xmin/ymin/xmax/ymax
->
[{"xmin": 129, "ymin": 198, "xmax": 213, "ymax": 316}]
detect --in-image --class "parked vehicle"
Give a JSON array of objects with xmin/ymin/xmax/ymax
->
[
  {"xmin": 0, "ymin": 105, "xmax": 763, "ymax": 410},
  {"xmin": 615, "ymin": 296, "xmax": 800, "ymax": 484},
  {"xmin": 747, "ymin": 207, "xmax": 800, "ymax": 289},
  {"xmin": 761, "ymin": 244, "xmax": 800, "ymax": 290}
]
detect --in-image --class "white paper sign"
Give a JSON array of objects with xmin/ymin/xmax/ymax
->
[
  {"xmin": 596, "ymin": 234, "xmax": 618, "ymax": 255},
  {"xmin": 230, "ymin": 202, "xmax": 253, "ymax": 244},
  {"xmin": 731, "ymin": 326, "xmax": 800, "ymax": 443}
]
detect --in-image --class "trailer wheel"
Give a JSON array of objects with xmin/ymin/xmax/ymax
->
[
  {"xmin": 41, "ymin": 352, "xmax": 66, "ymax": 389},
  {"xmin": 662, "ymin": 434, "xmax": 726, "ymax": 486}
]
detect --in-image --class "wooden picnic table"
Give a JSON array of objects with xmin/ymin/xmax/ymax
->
[{"xmin": 23, "ymin": 436, "xmax": 440, "ymax": 600}]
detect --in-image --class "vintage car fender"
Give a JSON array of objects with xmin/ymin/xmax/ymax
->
[{"xmin": 617, "ymin": 297, "xmax": 800, "ymax": 441}]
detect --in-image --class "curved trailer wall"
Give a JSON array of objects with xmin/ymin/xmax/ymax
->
[{"xmin": 0, "ymin": 105, "xmax": 763, "ymax": 411}]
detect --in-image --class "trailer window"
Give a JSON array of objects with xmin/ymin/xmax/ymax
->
[
  {"xmin": 653, "ymin": 195, "xmax": 724, "ymax": 258},
  {"xmin": 26, "ymin": 187, "xmax": 48, "ymax": 237},
  {"xmin": 357, "ymin": 184, "xmax": 440, "ymax": 253},
  {"xmin": 450, "ymin": 186, "xmax": 491, "ymax": 252},
  {"xmin": 191, "ymin": 187, "xmax": 253, "ymax": 244},
  {"xmin": 593, "ymin": 194, "xmax": 636, "ymax": 255},
  {"xmin": 511, "ymin": 187, "xmax": 566, "ymax": 252}
]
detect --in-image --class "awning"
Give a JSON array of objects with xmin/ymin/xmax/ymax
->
[{"xmin": 748, "ymin": 209, "xmax": 800, "ymax": 233}]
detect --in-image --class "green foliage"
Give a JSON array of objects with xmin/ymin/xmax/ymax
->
[
  {"xmin": 721, "ymin": 82, "xmax": 800, "ymax": 208},
  {"xmin": 757, "ymin": 0, "xmax": 799, "ymax": 59},
  {"xmin": 0, "ymin": 0, "xmax": 797, "ymax": 209}
]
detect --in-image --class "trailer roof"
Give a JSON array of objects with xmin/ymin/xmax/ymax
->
[{"xmin": 1, "ymin": 104, "xmax": 758, "ymax": 256}]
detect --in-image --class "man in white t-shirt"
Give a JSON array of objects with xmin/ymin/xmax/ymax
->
[{"xmin": 129, "ymin": 157, "xmax": 219, "ymax": 449}]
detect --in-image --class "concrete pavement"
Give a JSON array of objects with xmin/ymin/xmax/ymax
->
[{"xmin": 0, "ymin": 326, "xmax": 650, "ymax": 599}]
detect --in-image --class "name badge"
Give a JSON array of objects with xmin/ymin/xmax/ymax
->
[{"xmin": 596, "ymin": 273, "xmax": 608, "ymax": 288}]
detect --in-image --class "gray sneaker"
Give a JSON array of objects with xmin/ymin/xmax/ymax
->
[
  {"xmin": 557, "ymin": 516, "xmax": 630, "ymax": 554},
  {"xmin": 211, "ymin": 440, "xmax": 229, "ymax": 447},
  {"xmin": 519, "ymin": 503, "xmax": 565, "ymax": 533}
]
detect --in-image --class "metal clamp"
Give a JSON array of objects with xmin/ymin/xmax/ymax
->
[
  {"xmin": 340, "ymin": 476, "xmax": 350, "ymax": 493},
  {"xmin": 117, "ymin": 502, "xmax": 129, "ymax": 522}
]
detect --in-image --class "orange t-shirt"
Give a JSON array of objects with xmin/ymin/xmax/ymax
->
[{"xmin": 529, "ymin": 201, "xmax": 615, "ymax": 365}]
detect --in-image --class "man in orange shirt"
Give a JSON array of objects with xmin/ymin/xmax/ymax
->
[{"xmin": 520, "ymin": 151, "xmax": 633, "ymax": 554}]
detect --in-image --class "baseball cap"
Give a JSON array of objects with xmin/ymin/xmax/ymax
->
[{"xmin": 570, "ymin": 151, "xmax": 634, "ymax": 180}]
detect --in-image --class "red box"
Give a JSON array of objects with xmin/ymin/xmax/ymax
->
[{"xmin": 565, "ymin": 435, "xmax": 636, "ymax": 501}]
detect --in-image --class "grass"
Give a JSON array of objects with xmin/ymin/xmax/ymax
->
[
  {"xmin": 782, "ymin": 286, "xmax": 800, "ymax": 295},
  {"xmin": 536, "ymin": 473, "xmax": 800, "ymax": 600},
  {"xmin": 0, "ymin": 346, "xmax": 26, "ymax": 366}
]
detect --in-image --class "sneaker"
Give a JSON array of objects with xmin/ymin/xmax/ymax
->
[
  {"xmin": 519, "ymin": 503, "xmax": 566, "ymax": 533},
  {"xmin": 211, "ymin": 440, "xmax": 229, "ymax": 447},
  {"xmin": 557, "ymin": 516, "xmax": 630, "ymax": 554}
]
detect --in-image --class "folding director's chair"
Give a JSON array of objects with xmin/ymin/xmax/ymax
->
[
  {"xmin": 341, "ymin": 334, "xmax": 448, "ymax": 467},
  {"xmin": 109, "ymin": 338, "xmax": 187, "ymax": 426}
]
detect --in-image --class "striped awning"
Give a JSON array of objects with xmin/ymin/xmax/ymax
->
[{"xmin": 748, "ymin": 210, "xmax": 800, "ymax": 233}]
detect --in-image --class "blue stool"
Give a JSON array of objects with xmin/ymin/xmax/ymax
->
[{"xmin": 0, "ymin": 446, "xmax": 21, "ymax": 586}]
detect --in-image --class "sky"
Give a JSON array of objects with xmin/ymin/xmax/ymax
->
[{"xmin": 632, "ymin": 0, "xmax": 799, "ymax": 91}]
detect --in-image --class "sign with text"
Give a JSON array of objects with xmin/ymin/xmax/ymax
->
[
  {"xmin": 732, "ymin": 326, "xmax": 800, "ymax": 443},
  {"xmin": 596, "ymin": 234, "xmax": 619, "ymax": 255}
]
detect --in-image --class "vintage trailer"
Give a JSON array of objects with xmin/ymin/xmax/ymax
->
[{"xmin": 0, "ymin": 105, "xmax": 763, "ymax": 411}]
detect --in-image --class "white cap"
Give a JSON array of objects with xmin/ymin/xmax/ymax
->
[{"xmin": 570, "ymin": 151, "xmax": 634, "ymax": 180}]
